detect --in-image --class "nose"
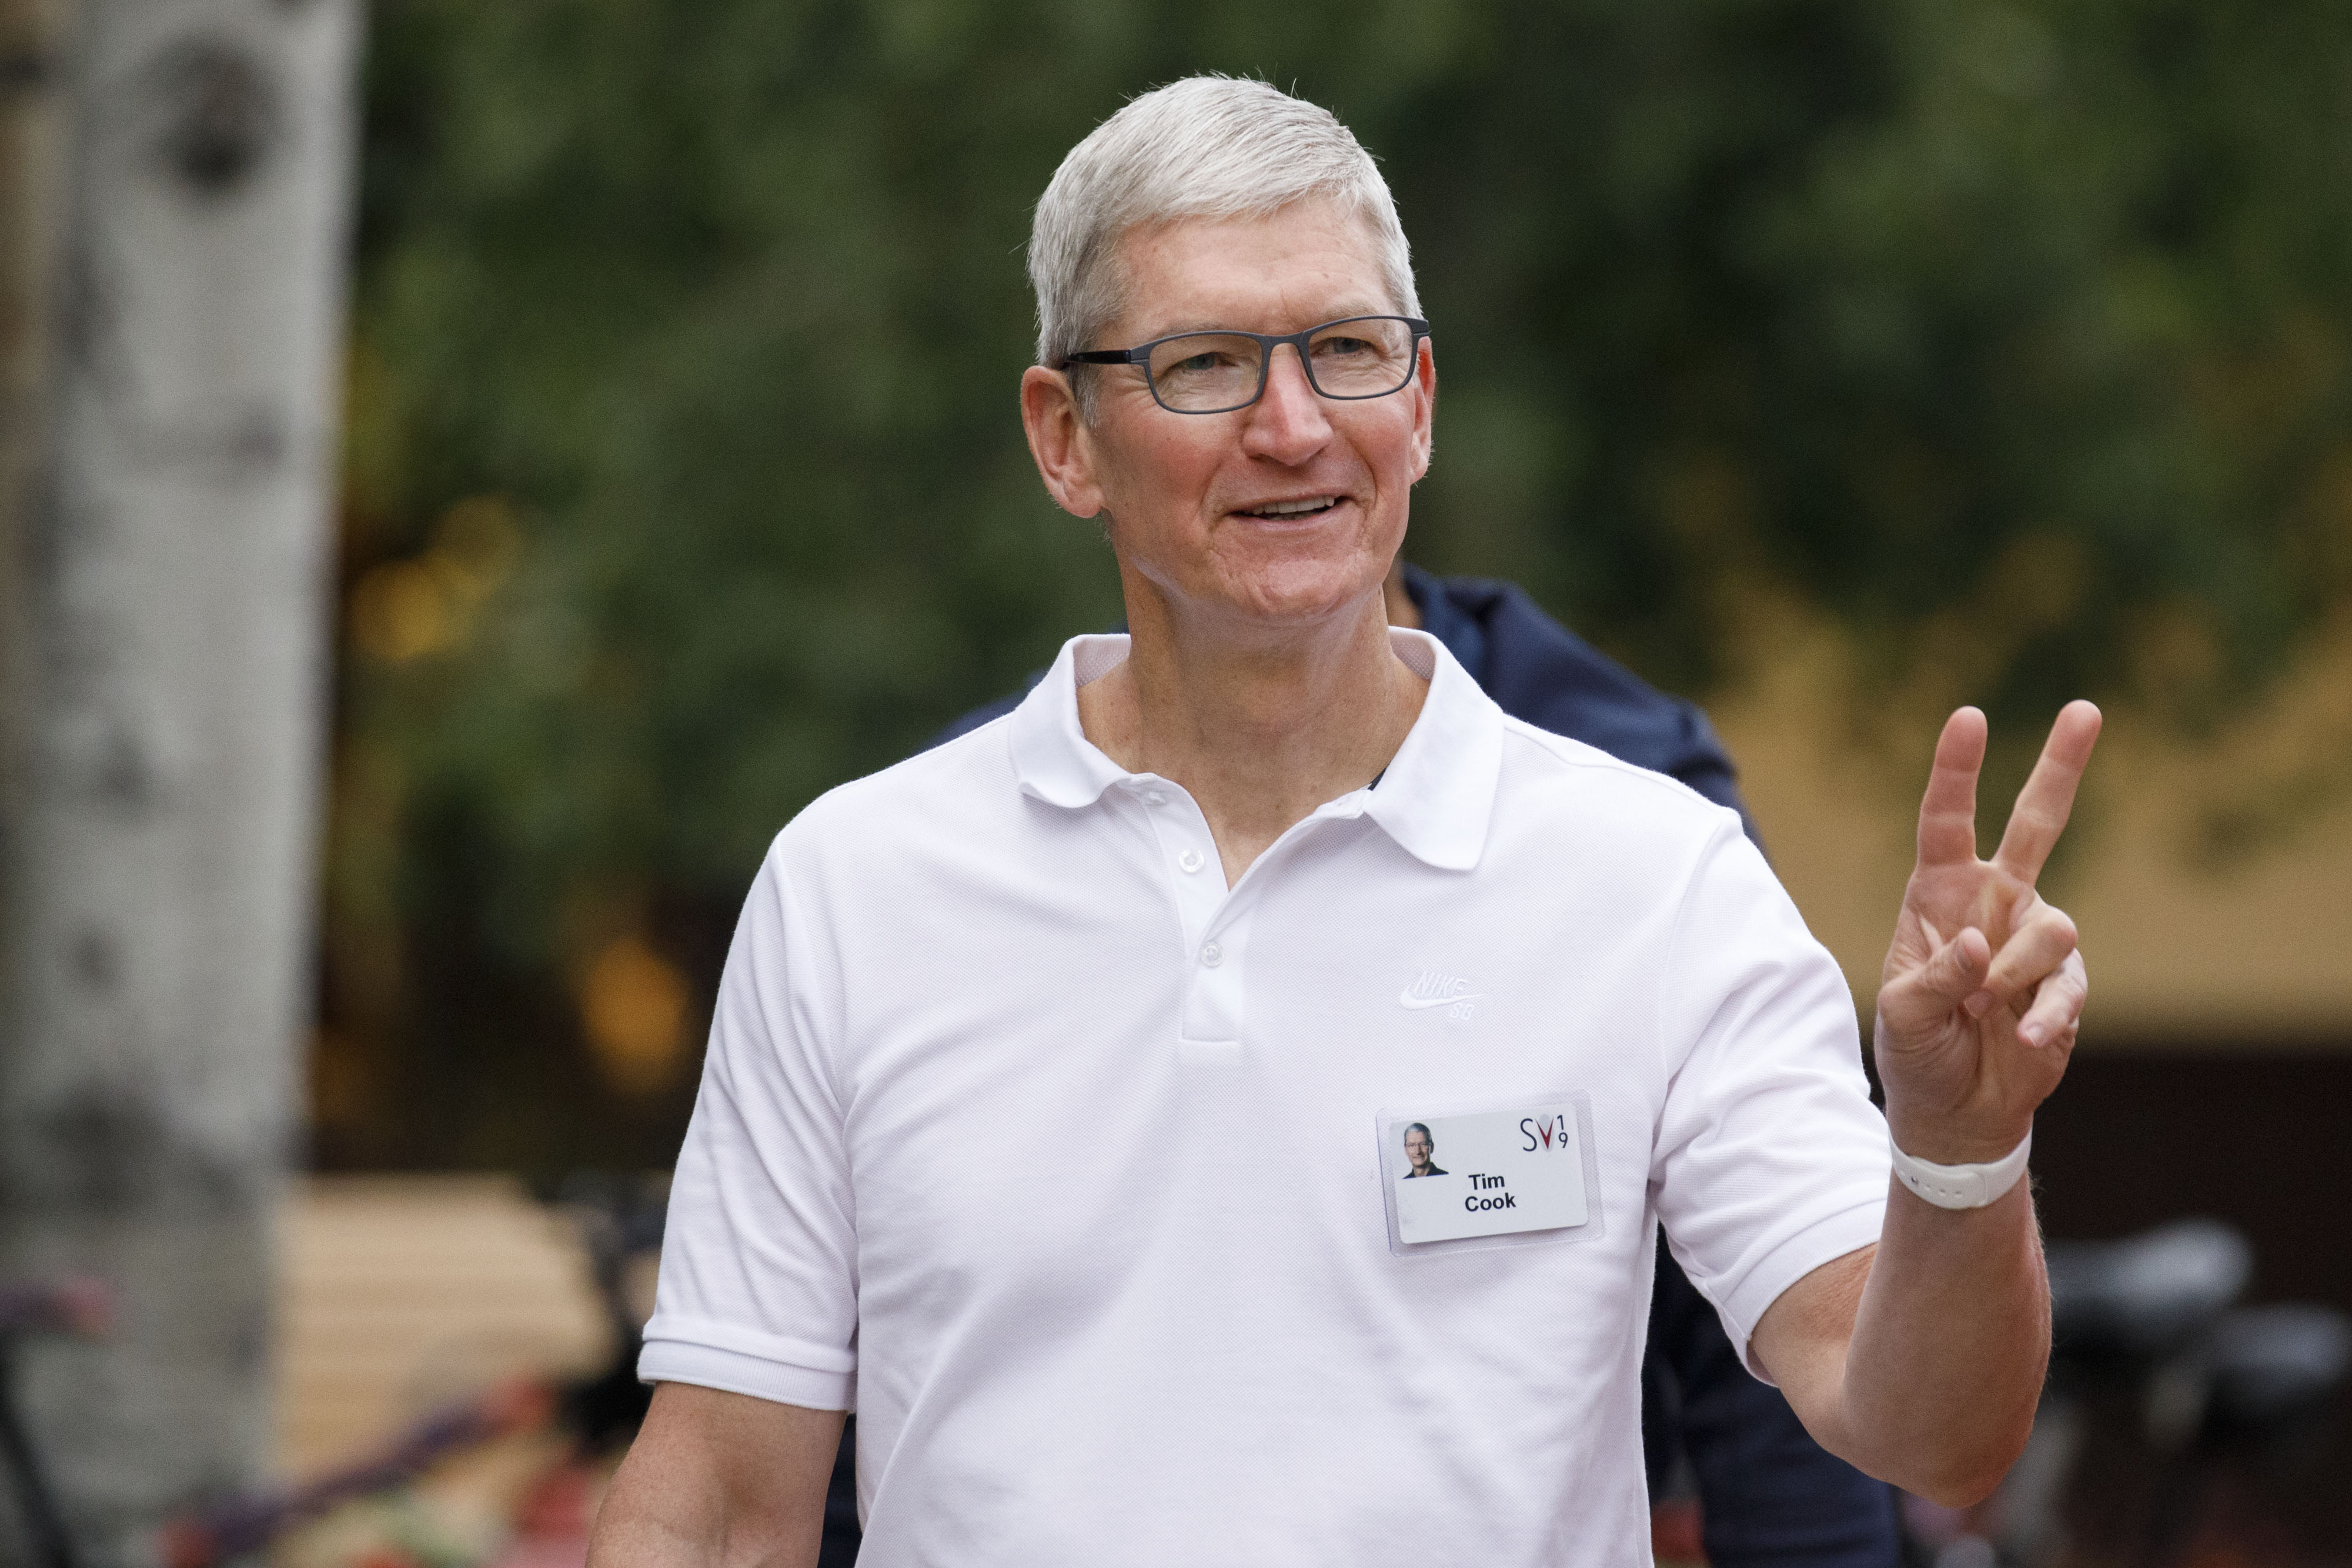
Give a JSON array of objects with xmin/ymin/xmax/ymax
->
[{"xmin": 1238, "ymin": 342, "xmax": 1332, "ymax": 463}]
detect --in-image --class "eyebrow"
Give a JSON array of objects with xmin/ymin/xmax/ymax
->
[{"xmin": 1123, "ymin": 305, "xmax": 1395, "ymax": 343}]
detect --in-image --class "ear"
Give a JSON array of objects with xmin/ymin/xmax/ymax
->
[
  {"xmin": 1021, "ymin": 366, "xmax": 1106, "ymax": 518},
  {"xmin": 1405, "ymin": 337, "xmax": 1437, "ymax": 483}
]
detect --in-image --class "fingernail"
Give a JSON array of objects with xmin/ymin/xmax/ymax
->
[
  {"xmin": 1963, "ymin": 991, "xmax": 1996, "ymax": 1019},
  {"xmin": 2020, "ymin": 1022, "xmax": 2046, "ymax": 1047}
]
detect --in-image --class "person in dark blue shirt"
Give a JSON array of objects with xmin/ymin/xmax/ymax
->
[{"xmin": 817, "ymin": 562, "xmax": 1900, "ymax": 1568}]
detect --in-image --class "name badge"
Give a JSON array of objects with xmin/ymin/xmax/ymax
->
[{"xmin": 1381, "ymin": 1102, "xmax": 1589, "ymax": 1245}]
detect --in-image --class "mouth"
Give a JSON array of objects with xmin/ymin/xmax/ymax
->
[{"xmin": 1233, "ymin": 495, "xmax": 1345, "ymax": 521}]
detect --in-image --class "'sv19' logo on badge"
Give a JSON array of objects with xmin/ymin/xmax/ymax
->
[
  {"xmin": 1521, "ymin": 1112, "xmax": 1574, "ymax": 1152},
  {"xmin": 1399, "ymin": 970, "xmax": 1482, "ymax": 1021}
]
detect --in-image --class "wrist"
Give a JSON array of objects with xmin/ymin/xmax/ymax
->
[
  {"xmin": 1888, "ymin": 1129, "xmax": 2033, "ymax": 1211},
  {"xmin": 1881, "ymin": 1102, "xmax": 2034, "ymax": 1168}
]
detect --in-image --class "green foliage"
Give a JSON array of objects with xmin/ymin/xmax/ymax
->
[{"xmin": 325, "ymin": 0, "xmax": 2352, "ymax": 1167}]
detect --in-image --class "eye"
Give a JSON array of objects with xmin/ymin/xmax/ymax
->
[{"xmin": 1314, "ymin": 336, "xmax": 1373, "ymax": 358}]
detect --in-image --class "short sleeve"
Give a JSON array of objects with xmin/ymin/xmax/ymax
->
[
  {"xmin": 638, "ymin": 841, "xmax": 858, "ymax": 1409},
  {"xmin": 1651, "ymin": 820, "xmax": 1890, "ymax": 1379}
]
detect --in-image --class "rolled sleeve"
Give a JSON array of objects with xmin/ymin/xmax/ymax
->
[
  {"xmin": 639, "ymin": 837, "xmax": 859, "ymax": 1410},
  {"xmin": 1651, "ymin": 820, "xmax": 1891, "ymax": 1379},
  {"xmin": 638, "ymin": 1334, "xmax": 853, "ymax": 1410}
]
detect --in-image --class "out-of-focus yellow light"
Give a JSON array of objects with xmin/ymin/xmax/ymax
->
[
  {"xmin": 580, "ymin": 936, "xmax": 691, "ymax": 1096},
  {"xmin": 349, "ymin": 559, "xmax": 455, "ymax": 663},
  {"xmin": 347, "ymin": 494, "xmax": 524, "ymax": 665}
]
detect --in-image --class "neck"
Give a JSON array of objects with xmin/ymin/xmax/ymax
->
[{"xmin": 1078, "ymin": 570, "xmax": 1427, "ymax": 885}]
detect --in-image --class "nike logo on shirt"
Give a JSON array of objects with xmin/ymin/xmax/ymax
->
[{"xmin": 1398, "ymin": 989, "xmax": 1487, "ymax": 1009}]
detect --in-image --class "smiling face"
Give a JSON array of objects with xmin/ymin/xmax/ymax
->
[
  {"xmin": 1405, "ymin": 1127, "xmax": 1435, "ymax": 1174},
  {"xmin": 1027, "ymin": 198, "xmax": 1435, "ymax": 639}
]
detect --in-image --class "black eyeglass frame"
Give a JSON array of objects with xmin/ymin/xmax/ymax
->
[{"xmin": 1059, "ymin": 315, "xmax": 1433, "ymax": 415}]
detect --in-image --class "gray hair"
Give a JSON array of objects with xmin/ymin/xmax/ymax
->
[{"xmin": 1028, "ymin": 77, "xmax": 1421, "ymax": 407}]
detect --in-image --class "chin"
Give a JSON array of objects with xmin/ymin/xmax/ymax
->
[
  {"xmin": 1207, "ymin": 534, "xmax": 1393, "ymax": 620},
  {"xmin": 1223, "ymin": 559, "xmax": 1387, "ymax": 626}
]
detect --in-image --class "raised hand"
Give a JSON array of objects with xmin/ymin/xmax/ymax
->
[{"xmin": 1874, "ymin": 702, "xmax": 2102, "ymax": 1165}]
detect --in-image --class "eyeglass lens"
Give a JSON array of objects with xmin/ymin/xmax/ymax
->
[{"xmin": 1145, "ymin": 317, "xmax": 1418, "ymax": 413}]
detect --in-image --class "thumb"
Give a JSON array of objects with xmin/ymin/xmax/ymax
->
[{"xmin": 1880, "ymin": 925, "xmax": 1993, "ymax": 1033}]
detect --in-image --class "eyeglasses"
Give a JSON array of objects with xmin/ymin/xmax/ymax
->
[{"xmin": 1060, "ymin": 315, "xmax": 1431, "ymax": 415}]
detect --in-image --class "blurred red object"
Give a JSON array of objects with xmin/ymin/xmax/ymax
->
[
  {"xmin": 489, "ymin": 1461, "xmax": 601, "ymax": 1568},
  {"xmin": 352, "ymin": 1550, "xmax": 426, "ymax": 1568},
  {"xmin": 1652, "ymin": 1497, "xmax": 1707, "ymax": 1563},
  {"xmin": 514, "ymin": 1463, "xmax": 598, "ymax": 1539}
]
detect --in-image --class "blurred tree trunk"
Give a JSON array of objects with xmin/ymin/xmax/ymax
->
[
  {"xmin": 0, "ymin": 0, "xmax": 360, "ymax": 1559},
  {"xmin": 1, "ymin": 0, "xmax": 65, "ymax": 850}
]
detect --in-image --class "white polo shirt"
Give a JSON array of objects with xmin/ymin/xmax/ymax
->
[{"xmin": 642, "ymin": 628, "xmax": 1890, "ymax": 1568}]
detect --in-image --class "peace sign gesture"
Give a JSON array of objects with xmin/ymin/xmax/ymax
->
[{"xmin": 1875, "ymin": 702, "xmax": 2103, "ymax": 1166}]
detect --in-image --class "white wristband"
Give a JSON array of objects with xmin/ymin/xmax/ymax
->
[{"xmin": 1888, "ymin": 1130, "xmax": 2032, "ymax": 1210}]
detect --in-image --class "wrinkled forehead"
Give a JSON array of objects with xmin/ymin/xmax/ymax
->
[{"xmin": 1105, "ymin": 198, "xmax": 1398, "ymax": 340}]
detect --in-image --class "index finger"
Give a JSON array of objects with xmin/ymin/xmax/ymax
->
[
  {"xmin": 1914, "ymin": 706, "xmax": 1988, "ymax": 870},
  {"xmin": 1991, "ymin": 700, "xmax": 2103, "ymax": 884}
]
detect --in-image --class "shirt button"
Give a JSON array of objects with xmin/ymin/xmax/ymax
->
[
  {"xmin": 1200, "ymin": 942, "xmax": 1224, "ymax": 968},
  {"xmin": 1142, "ymin": 790, "xmax": 1167, "ymax": 808},
  {"xmin": 1177, "ymin": 849, "xmax": 1205, "ymax": 874}
]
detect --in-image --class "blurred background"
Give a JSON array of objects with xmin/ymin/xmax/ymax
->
[{"xmin": 2, "ymin": 1, "xmax": 2349, "ymax": 1566}]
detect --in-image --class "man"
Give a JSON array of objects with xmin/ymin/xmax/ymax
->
[
  {"xmin": 1402, "ymin": 1122, "xmax": 1444, "ymax": 1178},
  {"xmin": 813, "ymin": 554, "xmax": 1896, "ymax": 1568},
  {"xmin": 797, "ymin": 556, "xmax": 1895, "ymax": 1568},
  {"xmin": 591, "ymin": 78, "xmax": 2096, "ymax": 1567}
]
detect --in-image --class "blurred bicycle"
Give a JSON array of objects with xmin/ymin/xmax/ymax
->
[
  {"xmin": 2, "ymin": 1175, "xmax": 667, "ymax": 1568},
  {"xmin": 1905, "ymin": 1218, "xmax": 2351, "ymax": 1568}
]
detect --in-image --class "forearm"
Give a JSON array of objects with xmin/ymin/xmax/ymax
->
[
  {"xmin": 588, "ymin": 1383, "xmax": 844, "ymax": 1568},
  {"xmin": 1773, "ymin": 1182, "xmax": 2047, "ymax": 1505},
  {"xmin": 1852, "ymin": 1178, "xmax": 2047, "ymax": 1500},
  {"xmin": 589, "ymin": 1501, "xmax": 788, "ymax": 1568}
]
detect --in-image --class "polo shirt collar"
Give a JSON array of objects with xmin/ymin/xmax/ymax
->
[
  {"xmin": 1364, "ymin": 628, "xmax": 1504, "ymax": 871},
  {"xmin": 1006, "ymin": 628, "xmax": 1504, "ymax": 873},
  {"xmin": 1005, "ymin": 635, "xmax": 1136, "ymax": 809}
]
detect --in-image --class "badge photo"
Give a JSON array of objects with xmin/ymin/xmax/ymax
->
[{"xmin": 1375, "ymin": 1096, "xmax": 1603, "ymax": 1258}]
